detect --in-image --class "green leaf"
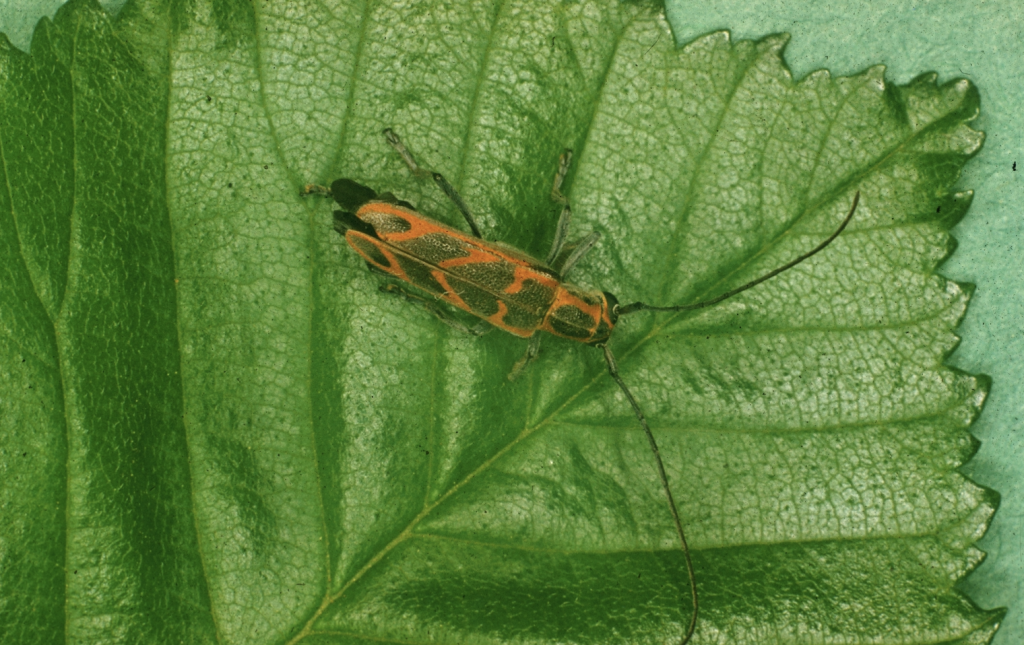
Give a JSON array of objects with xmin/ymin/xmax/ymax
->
[{"xmin": 0, "ymin": 0, "xmax": 1003, "ymax": 643}]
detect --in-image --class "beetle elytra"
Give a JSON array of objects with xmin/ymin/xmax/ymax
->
[{"xmin": 305, "ymin": 129, "xmax": 859, "ymax": 645}]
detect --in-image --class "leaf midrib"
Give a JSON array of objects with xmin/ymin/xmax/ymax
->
[
  {"xmin": 291, "ymin": 7, "xmax": 649, "ymax": 639},
  {"xmin": 281, "ymin": 13, "xmax": 964, "ymax": 645}
]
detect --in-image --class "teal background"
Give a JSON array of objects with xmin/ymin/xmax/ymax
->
[{"xmin": 1, "ymin": 0, "xmax": 1019, "ymax": 642}]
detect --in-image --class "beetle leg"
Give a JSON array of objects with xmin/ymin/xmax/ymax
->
[
  {"xmin": 364, "ymin": 262, "xmax": 391, "ymax": 277},
  {"xmin": 550, "ymin": 149, "xmax": 572, "ymax": 205},
  {"xmin": 428, "ymin": 172, "xmax": 484, "ymax": 239},
  {"xmin": 545, "ymin": 150, "xmax": 574, "ymax": 265},
  {"xmin": 545, "ymin": 148, "xmax": 598, "ymax": 279},
  {"xmin": 382, "ymin": 128, "xmax": 424, "ymax": 175},
  {"xmin": 557, "ymin": 231, "xmax": 601, "ymax": 279},
  {"xmin": 507, "ymin": 335, "xmax": 542, "ymax": 381},
  {"xmin": 383, "ymin": 128, "xmax": 484, "ymax": 239},
  {"xmin": 545, "ymin": 205, "xmax": 573, "ymax": 266},
  {"xmin": 378, "ymin": 284, "xmax": 488, "ymax": 336},
  {"xmin": 470, "ymin": 321, "xmax": 493, "ymax": 336}
]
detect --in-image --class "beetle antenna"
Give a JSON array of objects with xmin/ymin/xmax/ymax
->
[
  {"xmin": 601, "ymin": 344, "xmax": 698, "ymax": 645},
  {"xmin": 618, "ymin": 192, "xmax": 859, "ymax": 316}
]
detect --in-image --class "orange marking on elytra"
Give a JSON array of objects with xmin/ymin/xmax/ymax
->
[
  {"xmin": 437, "ymin": 245, "xmax": 502, "ymax": 269},
  {"xmin": 485, "ymin": 300, "xmax": 533, "ymax": 337},
  {"xmin": 365, "ymin": 203, "xmax": 472, "ymax": 244},
  {"xmin": 431, "ymin": 269, "xmax": 469, "ymax": 310},
  {"xmin": 346, "ymin": 230, "xmax": 411, "ymax": 283},
  {"xmin": 486, "ymin": 300, "xmax": 508, "ymax": 325},
  {"xmin": 352, "ymin": 201, "xmax": 603, "ymax": 340},
  {"xmin": 538, "ymin": 284, "xmax": 610, "ymax": 342},
  {"xmin": 505, "ymin": 264, "xmax": 559, "ymax": 295},
  {"xmin": 550, "ymin": 286, "xmax": 588, "ymax": 311}
]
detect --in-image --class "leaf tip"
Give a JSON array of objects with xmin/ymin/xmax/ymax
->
[
  {"xmin": 968, "ymin": 372, "xmax": 992, "ymax": 419},
  {"xmin": 701, "ymin": 29, "xmax": 732, "ymax": 47},
  {"xmin": 981, "ymin": 607, "xmax": 1010, "ymax": 640},
  {"xmin": 865, "ymin": 64, "xmax": 888, "ymax": 89},
  {"xmin": 759, "ymin": 32, "xmax": 791, "ymax": 55},
  {"xmin": 948, "ymin": 76, "xmax": 983, "ymax": 127},
  {"xmin": 932, "ymin": 190, "xmax": 975, "ymax": 230}
]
